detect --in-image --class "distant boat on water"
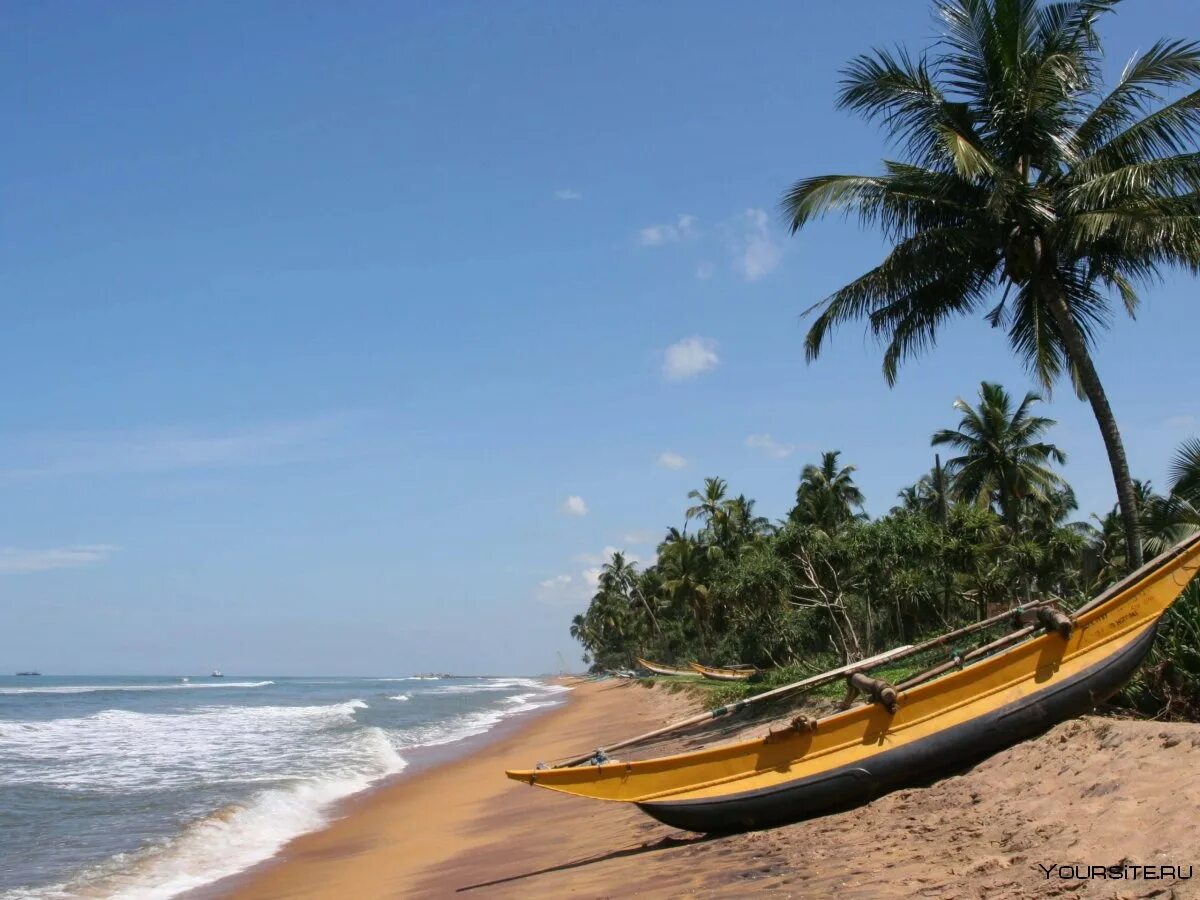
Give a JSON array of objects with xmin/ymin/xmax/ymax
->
[
  {"xmin": 15, "ymin": 671, "xmax": 41, "ymax": 676},
  {"xmin": 210, "ymin": 670, "xmax": 223, "ymax": 678}
]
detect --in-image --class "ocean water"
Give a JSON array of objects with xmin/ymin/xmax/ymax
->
[{"xmin": 0, "ymin": 674, "xmax": 569, "ymax": 899}]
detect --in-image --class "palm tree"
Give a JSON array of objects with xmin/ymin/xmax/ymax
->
[
  {"xmin": 686, "ymin": 477, "xmax": 729, "ymax": 530},
  {"xmin": 932, "ymin": 382, "xmax": 1067, "ymax": 529},
  {"xmin": 1168, "ymin": 438, "xmax": 1200, "ymax": 511},
  {"xmin": 791, "ymin": 450, "xmax": 866, "ymax": 531},
  {"xmin": 598, "ymin": 551, "xmax": 660, "ymax": 635},
  {"xmin": 657, "ymin": 537, "xmax": 713, "ymax": 648},
  {"xmin": 723, "ymin": 494, "xmax": 773, "ymax": 543},
  {"xmin": 1142, "ymin": 438, "xmax": 1200, "ymax": 553},
  {"xmin": 782, "ymin": 0, "xmax": 1200, "ymax": 569}
]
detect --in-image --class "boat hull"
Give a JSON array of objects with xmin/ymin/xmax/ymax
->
[
  {"xmin": 635, "ymin": 658, "xmax": 695, "ymax": 678},
  {"xmin": 638, "ymin": 617, "xmax": 1158, "ymax": 833},
  {"xmin": 510, "ymin": 534, "xmax": 1200, "ymax": 835},
  {"xmin": 689, "ymin": 662, "xmax": 755, "ymax": 682}
]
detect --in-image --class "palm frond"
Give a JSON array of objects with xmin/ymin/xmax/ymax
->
[{"xmin": 1076, "ymin": 39, "xmax": 1200, "ymax": 152}]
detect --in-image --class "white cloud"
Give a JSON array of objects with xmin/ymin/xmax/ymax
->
[
  {"xmin": 639, "ymin": 214, "xmax": 698, "ymax": 247},
  {"xmin": 536, "ymin": 573, "xmax": 586, "ymax": 606},
  {"xmin": 554, "ymin": 188, "xmax": 582, "ymax": 201},
  {"xmin": 745, "ymin": 433, "xmax": 795, "ymax": 459},
  {"xmin": 1, "ymin": 415, "xmax": 354, "ymax": 480},
  {"xmin": 0, "ymin": 544, "xmax": 118, "ymax": 575},
  {"xmin": 663, "ymin": 336, "xmax": 719, "ymax": 381},
  {"xmin": 581, "ymin": 566, "xmax": 603, "ymax": 591},
  {"xmin": 733, "ymin": 208, "xmax": 782, "ymax": 282},
  {"xmin": 695, "ymin": 261, "xmax": 715, "ymax": 280},
  {"xmin": 1165, "ymin": 414, "xmax": 1196, "ymax": 428},
  {"xmin": 620, "ymin": 530, "xmax": 657, "ymax": 545},
  {"xmin": 658, "ymin": 451, "xmax": 688, "ymax": 470},
  {"xmin": 539, "ymin": 546, "xmax": 651, "ymax": 606},
  {"xmin": 562, "ymin": 495, "xmax": 588, "ymax": 516},
  {"xmin": 578, "ymin": 548, "xmax": 646, "ymax": 590}
]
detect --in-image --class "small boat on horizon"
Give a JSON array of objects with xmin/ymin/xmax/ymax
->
[
  {"xmin": 15, "ymin": 671, "xmax": 41, "ymax": 677},
  {"xmin": 210, "ymin": 670, "xmax": 223, "ymax": 678},
  {"xmin": 634, "ymin": 657, "xmax": 696, "ymax": 678},
  {"xmin": 509, "ymin": 531, "xmax": 1200, "ymax": 834}
]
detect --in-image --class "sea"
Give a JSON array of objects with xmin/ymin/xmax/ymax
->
[{"xmin": 0, "ymin": 674, "xmax": 570, "ymax": 899}]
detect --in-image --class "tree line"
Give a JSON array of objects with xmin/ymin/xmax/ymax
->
[
  {"xmin": 572, "ymin": 0, "xmax": 1200, "ymax": 718},
  {"xmin": 571, "ymin": 382, "xmax": 1200, "ymax": 717}
]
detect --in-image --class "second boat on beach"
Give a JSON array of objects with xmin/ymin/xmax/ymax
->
[
  {"xmin": 634, "ymin": 657, "xmax": 696, "ymax": 678},
  {"xmin": 688, "ymin": 662, "xmax": 757, "ymax": 682}
]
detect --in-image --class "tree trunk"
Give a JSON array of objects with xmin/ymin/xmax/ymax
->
[{"xmin": 1043, "ymin": 289, "xmax": 1143, "ymax": 570}]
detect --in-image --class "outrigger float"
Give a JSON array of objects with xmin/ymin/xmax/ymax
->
[
  {"xmin": 508, "ymin": 532, "xmax": 1200, "ymax": 833},
  {"xmin": 635, "ymin": 657, "xmax": 696, "ymax": 678}
]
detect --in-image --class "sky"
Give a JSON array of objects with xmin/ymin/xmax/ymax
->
[{"xmin": 3, "ymin": 1, "xmax": 1200, "ymax": 676}]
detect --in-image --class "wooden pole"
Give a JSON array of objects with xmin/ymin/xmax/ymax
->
[
  {"xmin": 554, "ymin": 598, "xmax": 1058, "ymax": 767},
  {"xmin": 554, "ymin": 644, "xmax": 915, "ymax": 767},
  {"xmin": 895, "ymin": 626, "xmax": 1036, "ymax": 692}
]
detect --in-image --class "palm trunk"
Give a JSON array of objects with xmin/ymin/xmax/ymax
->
[{"xmin": 1043, "ymin": 289, "xmax": 1143, "ymax": 570}]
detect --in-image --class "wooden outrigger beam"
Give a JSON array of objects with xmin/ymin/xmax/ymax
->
[
  {"xmin": 555, "ymin": 598, "xmax": 1061, "ymax": 768},
  {"xmin": 555, "ymin": 644, "xmax": 915, "ymax": 768}
]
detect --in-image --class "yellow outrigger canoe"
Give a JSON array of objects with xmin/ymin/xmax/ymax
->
[
  {"xmin": 689, "ymin": 661, "xmax": 757, "ymax": 682},
  {"xmin": 635, "ymin": 657, "xmax": 695, "ymax": 678},
  {"xmin": 509, "ymin": 533, "xmax": 1200, "ymax": 833}
]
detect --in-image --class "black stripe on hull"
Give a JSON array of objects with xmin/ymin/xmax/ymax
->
[{"xmin": 638, "ymin": 620, "xmax": 1159, "ymax": 834}]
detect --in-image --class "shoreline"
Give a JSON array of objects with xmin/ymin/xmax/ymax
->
[
  {"xmin": 200, "ymin": 678, "xmax": 1200, "ymax": 899},
  {"xmin": 182, "ymin": 677, "xmax": 584, "ymax": 898},
  {"xmin": 206, "ymin": 678, "xmax": 686, "ymax": 899}
]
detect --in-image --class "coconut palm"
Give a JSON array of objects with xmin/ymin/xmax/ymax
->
[
  {"xmin": 1168, "ymin": 438, "xmax": 1200, "ymax": 510},
  {"xmin": 782, "ymin": 0, "xmax": 1200, "ymax": 569},
  {"xmin": 598, "ymin": 551, "xmax": 660, "ymax": 635},
  {"xmin": 933, "ymin": 382, "xmax": 1066, "ymax": 529},
  {"xmin": 791, "ymin": 451, "xmax": 866, "ymax": 532},
  {"xmin": 686, "ymin": 477, "xmax": 730, "ymax": 530},
  {"xmin": 1143, "ymin": 438, "xmax": 1200, "ymax": 553},
  {"xmin": 657, "ymin": 537, "xmax": 713, "ymax": 647},
  {"xmin": 723, "ymin": 494, "xmax": 773, "ymax": 543}
]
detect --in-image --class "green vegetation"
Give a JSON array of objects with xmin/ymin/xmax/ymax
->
[
  {"xmin": 572, "ymin": 0, "xmax": 1200, "ymax": 719},
  {"xmin": 571, "ymin": 384, "xmax": 1200, "ymax": 718},
  {"xmin": 784, "ymin": 0, "xmax": 1200, "ymax": 570}
]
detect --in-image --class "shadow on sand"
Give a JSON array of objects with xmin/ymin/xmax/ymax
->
[{"xmin": 455, "ymin": 833, "xmax": 716, "ymax": 892}]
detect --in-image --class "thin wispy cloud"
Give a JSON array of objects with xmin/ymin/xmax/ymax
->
[
  {"xmin": 0, "ymin": 544, "xmax": 118, "ymax": 575},
  {"xmin": 745, "ymin": 433, "xmax": 795, "ymax": 459},
  {"xmin": 658, "ymin": 451, "xmax": 688, "ymax": 470},
  {"xmin": 1, "ymin": 414, "xmax": 357, "ymax": 480},
  {"xmin": 639, "ymin": 215, "xmax": 698, "ymax": 247},
  {"xmin": 561, "ymin": 495, "xmax": 589, "ymax": 516},
  {"xmin": 620, "ymin": 530, "xmax": 657, "ymax": 545},
  {"xmin": 535, "ymin": 573, "xmax": 586, "ymax": 606},
  {"xmin": 554, "ymin": 188, "xmax": 583, "ymax": 201},
  {"xmin": 1165, "ymin": 414, "xmax": 1196, "ymax": 428},
  {"xmin": 636, "ymin": 208, "xmax": 781, "ymax": 282},
  {"xmin": 663, "ymin": 336, "xmax": 719, "ymax": 381},
  {"xmin": 733, "ymin": 208, "xmax": 782, "ymax": 282}
]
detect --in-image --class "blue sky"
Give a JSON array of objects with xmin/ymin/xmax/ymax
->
[{"xmin": 3, "ymin": 1, "xmax": 1200, "ymax": 675}]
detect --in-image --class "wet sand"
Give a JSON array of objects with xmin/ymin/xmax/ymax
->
[{"xmin": 218, "ymin": 680, "xmax": 1200, "ymax": 899}]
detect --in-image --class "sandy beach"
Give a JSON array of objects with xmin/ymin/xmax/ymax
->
[{"xmin": 211, "ymin": 679, "xmax": 1200, "ymax": 899}]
